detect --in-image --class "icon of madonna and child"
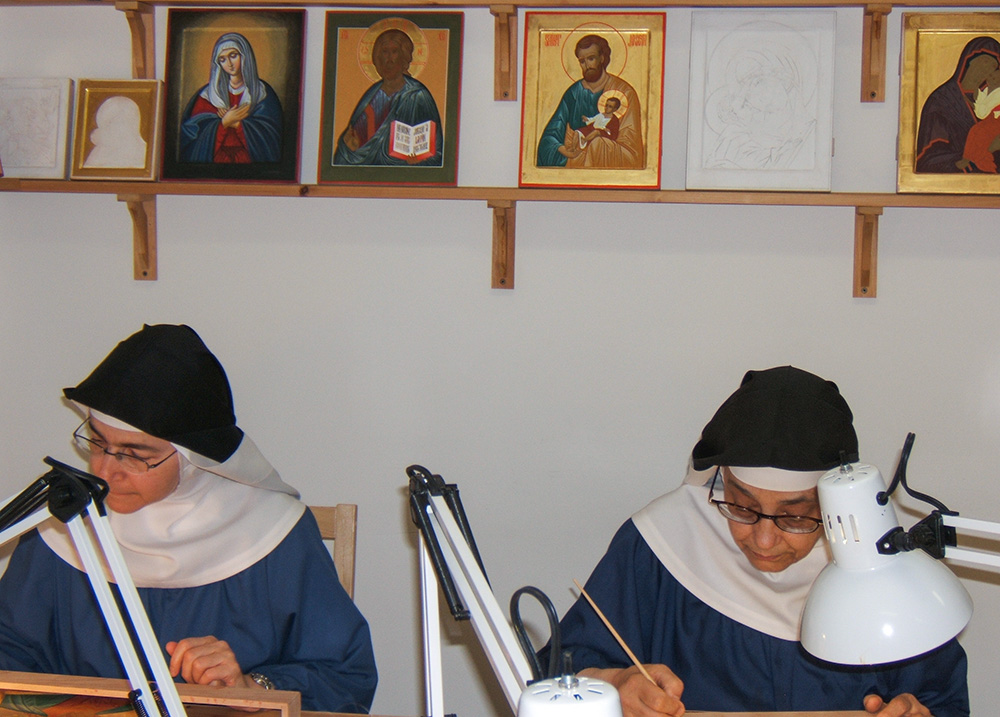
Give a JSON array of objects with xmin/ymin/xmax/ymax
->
[{"xmin": 914, "ymin": 35, "xmax": 1000, "ymax": 174}]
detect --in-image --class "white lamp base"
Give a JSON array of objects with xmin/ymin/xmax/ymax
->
[{"xmin": 517, "ymin": 676, "xmax": 623, "ymax": 717}]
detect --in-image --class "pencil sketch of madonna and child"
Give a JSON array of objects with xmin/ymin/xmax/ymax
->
[{"xmin": 686, "ymin": 11, "xmax": 835, "ymax": 190}]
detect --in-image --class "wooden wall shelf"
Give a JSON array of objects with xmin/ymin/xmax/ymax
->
[
  {"xmin": 4, "ymin": 178, "xmax": 999, "ymax": 293},
  {"xmin": 3, "ymin": 0, "xmax": 1000, "ymax": 292},
  {"xmin": 5, "ymin": 178, "xmax": 1000, "ymax": 210}
]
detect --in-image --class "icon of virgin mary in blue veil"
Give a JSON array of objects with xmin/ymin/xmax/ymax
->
[{"xmin": 179, "ymin": 32, "xmax": 283, "ymax": 164}]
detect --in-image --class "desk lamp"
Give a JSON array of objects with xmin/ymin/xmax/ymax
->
[
  {"xmin": 407, "ymin": 465, "xmax": 622, "ymax": 717},
  {"xmin": 800, "ymin": 433, "xmax": 997, "ymax": 665},
  {"xmin": 0, "ymin": 457, "xmax": 187, "ymax": 717}
]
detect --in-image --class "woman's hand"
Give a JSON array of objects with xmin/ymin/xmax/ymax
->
[
  {"xmin": 165, "ymin": 636, "xmax": 253, "ymax": 688},
  {"xmin": 579, "ymin": 665, "xmax": 685, "ymax": 717},
  {"xmin": 864, "ymin": 693, "xmax": 932, "ymax": 716}
]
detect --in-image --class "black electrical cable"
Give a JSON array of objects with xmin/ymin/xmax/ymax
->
[
  {"xmin": 877, "ymin": 433, "xmax": 956, "ymax": 514},
  {"xmin": 509, "ymin": 585, "xmax": 562, "ymax": 681}
]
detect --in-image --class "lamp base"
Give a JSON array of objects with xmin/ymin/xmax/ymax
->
[{"xmin": 517, "ymin": 675, "xmax": 622, "ymax": 717}]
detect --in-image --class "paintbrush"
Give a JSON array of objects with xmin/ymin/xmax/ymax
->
[{"xmin": 573, "ymin": 578, "xmax": 657, "ymax": 686}]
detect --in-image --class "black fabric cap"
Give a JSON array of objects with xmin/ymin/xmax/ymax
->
[
  {"xmin": 64, "ymin": 324, "xmax": 243, "ymax": 463},
  {"xmin": 691, "ymin": 366, "xmax": 858, "ymax": 473}
]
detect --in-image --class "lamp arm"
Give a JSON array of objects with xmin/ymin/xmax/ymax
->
[
  {"xmin": 877, "ymin": 510, "xmax": 1000, "ymax": 569},
  {"xmin": 407, "ymin": 466, "xmax": 470, "ymax": 620},
  {"xmin": 939, "ymin": 514, "xmax": 1000, "ymax": 570},
  {"xmin": 0, "ymin": 458, "xmax": 187, "ymax": 717},
  {"xmin": 406, "ymin": 465, "xmax": 534, "ymax": 715}
]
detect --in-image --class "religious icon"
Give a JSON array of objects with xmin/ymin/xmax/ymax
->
[
  {"xmin": 161, "ymin": 9, "xmax": 305, "ymax": 182},
  {"xmin": 535, "ymin": 34, "xmax": 645, "ymax": 171},
  {"xmin": 0, "ymin": 691, "xmax": 133, "ymax": 717},
  {"xmin": 685, "ymin": 10, "xmax": 836, "ymax": 191},
  {"xmin": 0, "ymin": 78, "xmax": 73, "ymax": 179},
  {"xmin": 178, "ymin": 33, "xmax": 282, "ymax": 165},
  {"xmin": 318, "ymin": 12, "xmax": 463, "ymax": 185},
  {"xmin": 520, "ymin": 12, "xmax": 665, "ymax": 189},
  {"xmin": 334, "ymin": 27, "xmax": 443, "ymax": 167},
  {"xmin": 70, "ymin": 79, "xmax": 162, "ymax": 181},
  {"xmin": 898, "ymin": 12, "xmax": 1000, "ymax": 193}
]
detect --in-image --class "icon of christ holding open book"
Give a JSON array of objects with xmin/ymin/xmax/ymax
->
[{"xmin": 334, "ymin": 27, "xmax": 443, "ymax": 167}]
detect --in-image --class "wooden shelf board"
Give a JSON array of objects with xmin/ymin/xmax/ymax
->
[{"xmin": 4, "ymin": 179, "xmax": 1000, "ymax": 210}]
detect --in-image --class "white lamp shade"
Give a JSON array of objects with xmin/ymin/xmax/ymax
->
[
  {"xmin": 517, "ymin": 676, "xmax": 623, "ymax": 717},
  {"xmin": 800, "ymin": 464, "xmax": 973, "ymax": 665}
]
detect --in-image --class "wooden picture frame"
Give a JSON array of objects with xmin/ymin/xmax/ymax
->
[
  {"xmin": 0, "ymin": 78, "xmax": 73, "ymax": 179},
  {"xmin": 898, "ymin": 12, "xmax": 1000, "ymax": 193},
  {"xmin": 685, "ymin": 10, "xmax": 836, "ymax": 191},
  {"xmin": 0, "ymin": 671, "xmax": 300, "ymax": 717},
  {"xmin": 161, "ymin": 9, "xmax": 305, "ymax": 182},
  {"xmin": 519, "ymin": 12, "xmax": 665, "ymax": 189},
  {"xmin": 317, "ymin": 11, "xmax": 463, "ymax": 186},
  {"xmin": 70, "ymin": 79, "xmax": 162, "ymax": 181}
]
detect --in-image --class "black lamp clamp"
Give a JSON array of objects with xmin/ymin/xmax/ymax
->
[{"xmin": 875, "ymin": 433, "xmax": 959, "ymax": 560}]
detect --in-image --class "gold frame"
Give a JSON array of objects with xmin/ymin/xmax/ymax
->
[
  {"xmin": 70, "ymin": 79, "xmax": 162, "ymax": 181},
  {"xmin": 898, "ymin": 12, "xmax": 1000, "ymax": 193},
  {"xmin": 519, "ymin": 12, "xmax": 665, "ymax": 188}
]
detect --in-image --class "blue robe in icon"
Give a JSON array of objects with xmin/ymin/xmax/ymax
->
[
  {"xmin": 333, "ymin": 75, "xmax": 443, "ymax": 167},
  {"xmin": 180, "ymin": 82, "xmax": 283, "ymax": 164}
]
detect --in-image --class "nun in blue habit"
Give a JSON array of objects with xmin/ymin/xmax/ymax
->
[
  {"xmin": 547, "ymin": 366, "xmax": 969, "ymax": 717},
  {"xmin": 0, "ymin": 324, "xmax": 377, "ymax": 713}
]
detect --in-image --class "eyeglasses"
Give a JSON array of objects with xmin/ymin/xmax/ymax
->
[
  {"xmin": 708, "ymin": 469, "xmax": 823, "ymax": 535},
  {"xmin": 72, "ymin": 420, "xmax": 177, "ymax": 475}
]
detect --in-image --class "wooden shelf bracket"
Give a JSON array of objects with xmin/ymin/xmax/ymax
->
[
  {"xmin": 488, "ymin": 199, "xmax": 515, "ymax": 289},
  {"xmin": 114, "ymin": 1, "xmax": 158, "ymax": 281},
  {"xmin": 490, "ymin": 5, "xmax": 518, "ymax": 101},
  {"xmin": 116, "ymin": 1, "xmax": 155, "ymax": 80},
  {"xmin": 854, "ymin": 205, "xmax": 881, "ymax": 298},
  {"xmin": 861, "ymin": 4, "xmax": 891, "ymax": 102},
  {"xmin": 118, "ymin": 194, "xmax": 158, "ymax": 281}
]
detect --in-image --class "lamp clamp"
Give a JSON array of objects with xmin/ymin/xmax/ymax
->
[{"xmin": 877, "ymin": 511, "xmax": 957, "ymax": 559}]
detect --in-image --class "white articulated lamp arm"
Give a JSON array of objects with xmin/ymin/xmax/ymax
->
[
  {"xmin": 407, "ymin": 465, "xmax": 534, "ymax": 717},
  {"xmin": 940, "ymin": 514, "xmax": 1000, "ymax": 569},
  {"xmin": 0, "ymin": 457, "xmax": 187, "ymax": 717}
]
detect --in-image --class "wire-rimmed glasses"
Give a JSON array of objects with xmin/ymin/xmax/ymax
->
[{"xmin": 72, "ymin": 420, "xmax": 177, "ymax": 475}]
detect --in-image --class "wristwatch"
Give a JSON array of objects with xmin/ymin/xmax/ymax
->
[{"xmin": 249, "ymin": 672, "xmax": 275, "ymax": 690}]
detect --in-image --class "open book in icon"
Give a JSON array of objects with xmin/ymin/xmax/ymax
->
[{"xmin": 390, "ymin": 120, "xmax": 436, "ymax": 161}]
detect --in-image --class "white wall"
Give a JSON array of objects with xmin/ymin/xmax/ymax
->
[{"xmin": 3, "ymin": 5, "xmax": 1000, "ymax": 716}]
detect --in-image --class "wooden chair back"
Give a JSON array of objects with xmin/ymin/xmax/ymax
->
[{"xmin": 307, "ymin": 504, "xmax": 357, "ymax": 600}]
